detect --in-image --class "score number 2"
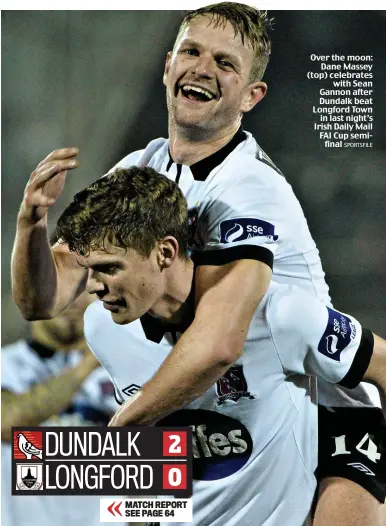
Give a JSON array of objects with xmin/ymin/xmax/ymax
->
[{"xmin": 162, "ymin": 431, "xmax": 187, "ymax": 457}]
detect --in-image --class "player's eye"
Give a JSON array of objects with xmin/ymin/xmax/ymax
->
[
  {"xmin": 218, "ymin": 58, "xmax": 233, "ymax": 69},
  {"xmin": 183, "ymin": 48, "xmax": 199, "ymax": 57},
  {"xmin": 105, "ymin": 266, "xmax": 120, "ymax": 275},
  {"xmin": 93, "ymin": 264, "xmax": 120, "ymax": 275}
]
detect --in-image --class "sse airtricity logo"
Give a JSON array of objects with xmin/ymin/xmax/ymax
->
[
  {"xmin": 220, "ymin": 218, "xmax": 278, "ymax": 244},
  {"xmin": 157, "ymin": 409, "xmax": 253, "ymax": 481},
  {"xmin": 325, "ymin": 334, "xmax": 339, "ymax": 355},
  {"xmin": 317, "ymin": 307, "xmax": 356, "ymax": 362}
]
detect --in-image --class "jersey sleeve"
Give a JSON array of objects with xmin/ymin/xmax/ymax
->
[
  {"xmin": 108, "ymin": 138, "xmax": 167, "ymax": 174},
  {"xmin": 106, "ymin": 149, "xmax": 145, "ymax": 174},
  {"xmin": 1, "ymin": 353, "xmax": 21, "ymax": 392},
  {"xmin": 267, "ymin": 286, "xmax": 373, "ymax": 389},
  {"xmin": 193, "ymin": 159, "xmax": 308, "ymax": 269},
  {"xmin": 83, "ymin": 304, "xmax": 125, "ymax": 404},
  {"xmin": 1, "ymin": 345, "xmax": 36, "ymax": 394},
  {"xmin": 83, "ymin": 302, "xmax": 162, "ymax": 403}
]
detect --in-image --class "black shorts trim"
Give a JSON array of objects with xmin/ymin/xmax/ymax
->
[
  {"xmin": 318, "ymin": 466, "xmax": 386, "ymax": 503},
  {"xmin": 193, "ymin": 245, "xmax": 273, "ymax": 269},
  {"xmin": 339, "ymin": 328, "xmax": 374, "ymax": 389}
]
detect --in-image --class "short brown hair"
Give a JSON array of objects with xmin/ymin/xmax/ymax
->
[
  {"xmin": 176, "ymin": 2, "xmax": 273, "ymax": 81},
  {"xmin": 56, "ymin": 167, "xmax": 189, "ymax": 259}
]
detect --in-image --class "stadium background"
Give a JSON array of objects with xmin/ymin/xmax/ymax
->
[{"xmin": 2, "ymin": 10, "xmax": 385, "ymax": 345}]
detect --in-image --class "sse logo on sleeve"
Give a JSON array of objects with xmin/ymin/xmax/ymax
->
[
  {"xmin": 318, "ymin": 307, "xmax": 357, "ymax": 362},
  {"xmin": 219, "ymin": 218, "xmax": 278, "ymax": 244}
]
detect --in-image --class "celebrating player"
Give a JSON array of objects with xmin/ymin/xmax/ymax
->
[
  {"xmin": 55, "ymin": 166, "xmax": 386, "ymax": 526},
  {"xmin": 11, "ymin": 3, "xmax": 385, "ymax": 524}
]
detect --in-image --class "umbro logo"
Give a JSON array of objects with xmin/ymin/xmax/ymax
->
[
  {"xmin": 122, "ymin": 384, "xmax": 141, "ymax": 397},
  {"xmin": 347, "ymin": 462, "xmax": 375, "ymax": 476}
]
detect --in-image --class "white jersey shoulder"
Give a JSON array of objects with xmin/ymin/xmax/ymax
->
[
  {"xmin": 111, "ymin": 131, "xmax": 330, "ymax": 305},
  {"xmin": 111, "ymin": 137, "xmax": 167, "ymax": 172}
]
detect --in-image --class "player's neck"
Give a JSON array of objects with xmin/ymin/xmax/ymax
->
[
  {"xmin": 31, "ymin": 322, "xmax": 83, "ymax": 351},
  {"xmin": 168, "ymin": 123, "xmax": 241, "ymax": 166},
  {"xmin": 148, "ymin": 258, "xmax": 194, "ymax": 325}
]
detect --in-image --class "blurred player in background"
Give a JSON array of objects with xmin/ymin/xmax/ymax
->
[
  {"xmin": 1, "ymin": 289, "xmax": 119, "ymax": 526},
  {"xmin": 10, "ymin": 3, "xmax": 386, "ymax": 525}
]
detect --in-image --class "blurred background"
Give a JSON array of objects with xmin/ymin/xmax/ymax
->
[{"xmin": 2, "ymin": 10, "xmax": 386, "ymax": 344}]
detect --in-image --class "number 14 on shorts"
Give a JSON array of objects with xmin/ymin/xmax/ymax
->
[{"xmin": 332, "ymin": 433, "xmax": 381, "ymax": 463}]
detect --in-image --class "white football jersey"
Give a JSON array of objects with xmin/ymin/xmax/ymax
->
[
  {"xmin": 112, "ymin": 129, "xmax": 330, "ymax": 300},
  {"xmin": 111, "ymin": 129, "xmax": 378, "ymax": 410},
  {"xmin": 1, "ymin": 340, "xmax": 119, "ymax": 526},
  {"xmin": 84, "ymin": 284, "xmax": 372, "ymax": 526}
]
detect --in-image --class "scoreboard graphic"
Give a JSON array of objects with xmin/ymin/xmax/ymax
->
[{"xmin": 12, "ymin": 427, "xmax": 192, "ymax": 497}]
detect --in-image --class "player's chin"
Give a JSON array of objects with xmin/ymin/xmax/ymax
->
[
  {"xmin": 110, "ymin": 310, "xmax": 135, "ymax": 325},
  {"xmin": 175, "ymin": 112, "xmax": 215, "ymax": 132},
  {"xmin": 175, "ymin": 99, "xmax": 216, "ymax": 117}
]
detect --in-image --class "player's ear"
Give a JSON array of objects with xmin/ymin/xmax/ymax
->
[
  {"xmin": 240, "ymin": 81, "xmax": 267, "ymax": 113},
  {"xmin": 163, "ymin": 52, "xmax": 172, "ymax": 86},
  {"xmin": 157, "ymin": 236, "xmax": 178, "ymax": 270}
]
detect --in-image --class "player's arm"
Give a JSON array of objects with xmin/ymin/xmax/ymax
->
[
  {"xmin": 268, "ymin": 288, "xmax": 385, "ymax": 412},
  {"xmin": 108, "ymin": 167, "xmax": 280, "ymax": 426},
  {"xmin": 1, "ymin": 350, "xmax": 99, "ymax": 442},
  {"xmin": 109, "ymin": 258, "xmax": 272, "ymax": 426},
  {"xmin": 363, "ymin": 333, "xmax": 386, "ymax": 414},
  {"xmin": 11, "ymin": 148, "xmax": 87, "ymax": 319}
]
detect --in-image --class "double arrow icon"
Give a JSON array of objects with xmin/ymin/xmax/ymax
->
[{"xmin": 107, "ymin": 500, "xmax": 123, "ymax": 516}]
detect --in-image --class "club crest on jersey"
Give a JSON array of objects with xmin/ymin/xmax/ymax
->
[
  {"xmin": 219, "ymin": 218, "xmax": 278, "ymax": 244},
  {"xmin": 216, "ymin": 365, "xmax": 255, "ymax": 405},
  {"xmin": 317, "ymin": 307, "xmax": 356, "ymax": 362}
]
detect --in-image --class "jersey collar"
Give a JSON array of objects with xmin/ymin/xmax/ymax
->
[
  {"xmin": 139, "ymin": 272, "xmax": 196, "ymax": 343},
  {"xmin": 28, "ymin": 339, "xmax": 56, "ymax": 358},
  {"xmin": 167, "ymin": 127, "xmax": 247, "ymax": 182}
]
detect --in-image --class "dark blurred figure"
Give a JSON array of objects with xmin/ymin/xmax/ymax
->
[{"xmin": 1, "ymin": 291, "xmax": 118, "ymax": 526}]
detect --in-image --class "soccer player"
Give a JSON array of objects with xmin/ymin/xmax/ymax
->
[
  {"xmin": 11, "ymin": 3, "xmax": 385, "ymax": 524},
  {"xmin": 1, "ymin": 290, "xmax": 119, "ymax": 526},
  {"xmin": 55, "ymin": 166, "xmax": 386, "ymax": 526}
]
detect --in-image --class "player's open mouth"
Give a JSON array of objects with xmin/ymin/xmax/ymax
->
[{"xmin": 178, "ymin": 84, "xmax": 217, "ymax": 102}]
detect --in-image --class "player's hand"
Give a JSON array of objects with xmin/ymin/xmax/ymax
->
[
  {"xmin": 108, "ymin": 403, "xmax": 130, "ymax": 427},
  {"xmin": 108, "ymin": 411, "xmax": 121, "ymax": 427},
  {"xmin": 18, "ymin": 148, "xmax": 79, "ymax": 225},
  {"xmin": 108, "ymin": 395, "xmax": 140, "ymax": 427}
]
